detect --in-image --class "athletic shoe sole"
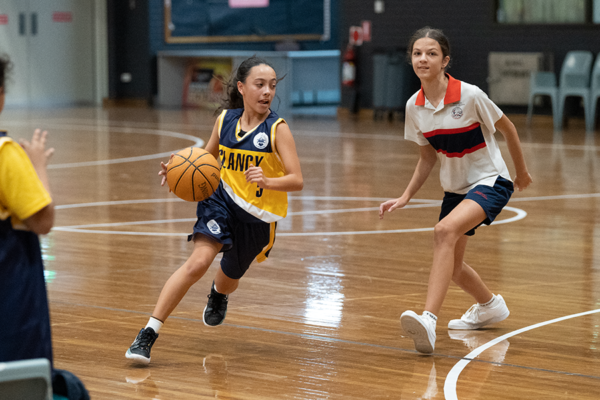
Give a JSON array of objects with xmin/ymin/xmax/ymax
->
[
  {"xmin": 401, "ymin": 311, "xmax": 435, "ymax": 354},
  {"xmin": 125, "ymin": 349, "xmax": 150, "ymax": 365}
]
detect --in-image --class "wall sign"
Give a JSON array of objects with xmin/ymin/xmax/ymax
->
[{"xmin": 164, "ymin": 0, "xmax": 330, "ymax": 44}]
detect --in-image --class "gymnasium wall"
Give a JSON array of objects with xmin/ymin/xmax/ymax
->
[{"xmin": 340, "ymin": 0, "xmax": 600, "ymax": 110}]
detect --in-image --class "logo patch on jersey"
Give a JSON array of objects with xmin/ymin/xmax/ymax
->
[
  {"xmin": 207, "ymin": 219, "xmax": 221, "ymax": 235},
  {"xmin": 451, "ymin": 106, "xmax": 464, "ymax": 119},
  {"xmin": 253, "ymin": 132, "xmax": 269, "ymax": 149}
]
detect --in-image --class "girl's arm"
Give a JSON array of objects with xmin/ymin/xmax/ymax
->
[
  {"xmin": 495, "ymin": 114, "xmax": 532, "ymax": 191},
  {"xmin": 379, "ymin": 144, "xmax": 437, "ymax": 219},
  {"xmin": 204, "ymin": 119, "xmax": 221, "ymax": 161},
  {"xmin": 245, "ymin": 122, "xmax": 303, "ymax": 192}
]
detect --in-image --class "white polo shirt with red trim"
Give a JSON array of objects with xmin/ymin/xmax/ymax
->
[{"xmin": 404, "ymin": 74, "xmax": 512, "ymax": 194}]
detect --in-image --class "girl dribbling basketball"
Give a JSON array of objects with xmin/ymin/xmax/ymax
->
[
  {"xmin": 379, "ymin": 27, "xmax": 532, "ymax": 354},
  {"xmin": 126, "ymin": 56, "xmax": 303, "ymax": 364}
]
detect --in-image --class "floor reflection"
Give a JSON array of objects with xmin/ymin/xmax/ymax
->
[
  {"xmin": 447, "ymin": 331, "xmax": 511, "ymax": 400},
  {"xmin": 400, "ymin": 358, "xmax": 438, "ymax": 399},
  {"xmin": 303, "ymin": 256, "xmax": 345, "ymax": 328},
  {"xmin": 125, "ymin": 367, "xmax": 160, "ymax": 399},
  {"xmin": 203, "ymin": 354, "xmax": 230, "ymax": 397},
  {"xmin": 448, "ymin": 331, "xmax": 510, "ymax": 363}
]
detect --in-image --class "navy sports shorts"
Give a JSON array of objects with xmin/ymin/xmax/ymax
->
[
  {"xmin": 188, "ymin": 196, "xmax": 276, "ymax": 279},
  {"xmin": 439, "ymin": 176, "xmax": 514, "ymax": 236}
]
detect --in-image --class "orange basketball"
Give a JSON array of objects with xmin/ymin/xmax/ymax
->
[{"xmin": 166, "ymin": 147, "xmax": 220, "ymax": 202}]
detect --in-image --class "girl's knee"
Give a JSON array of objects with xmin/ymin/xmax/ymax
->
[
  {"xmin": 183, "ymin": 255, "xmax": 212, "ymax": 280},
  {"xmin": 433, "ymin": 221, "xmax": 457, "ymax": 244}
]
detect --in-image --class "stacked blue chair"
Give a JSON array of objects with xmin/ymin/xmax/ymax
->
[
  {"xmin": 587, "ymin": 53, "xmax": 600, "ymax": 132},
  {"xmin": 526, "ymin": 71, "xmax": 559, "ymax": 130},
  {"xmin": 0, "ymin": 358, "xmax": 52, "ymax": 400},
  {"xmin": 556, "ymin": 51, "xmax": 593, "ymax": 131}
]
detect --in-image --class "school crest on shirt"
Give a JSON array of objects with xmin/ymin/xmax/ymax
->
[
  {"xmin": 253, "ymin": 132, "xmax": 269, "ymax": 149},
  {"xmin": 451, "ymin": 106, "xmax": 464, "ymax": 119},
  {"xmin": 207, "ymin": 219, "xmax": 221, "ymax": 235}
]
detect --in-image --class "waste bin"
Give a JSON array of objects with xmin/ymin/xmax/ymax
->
[{"xmin": 373, "ymin": 51, "xmax": 419, "ymax": 120}]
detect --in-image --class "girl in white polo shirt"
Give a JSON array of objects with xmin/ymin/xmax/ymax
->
[{"xmin": 379, "ymin": 27, "xmax": 532, "ymax": 354}]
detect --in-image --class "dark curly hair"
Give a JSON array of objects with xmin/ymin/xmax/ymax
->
[
  {"xmin": 215, "ymin": 55, "xmax": 283, "ymax": 115},
  {"xmin": 0, "ymin": 54, "xmax": 12, "ymax": 92}
]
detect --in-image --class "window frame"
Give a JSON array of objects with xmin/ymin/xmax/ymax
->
[{"xmin": 494, "ymin": 0, "xmax": 595, "ymax": 25}]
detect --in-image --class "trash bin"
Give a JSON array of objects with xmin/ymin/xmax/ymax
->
[{"xmin": 373, "ymin": 51, "xmax": 419, "ymax": 121}]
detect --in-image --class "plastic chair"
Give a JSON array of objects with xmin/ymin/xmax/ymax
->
[
  {"xmin": 526, "ymin": 71, "xmax": 559, "ymax": 129},
  {"xmin": 557, "ymin": 51, "xmax": 593, "ymax": 130},
  {"xmin": 0, "ymin": 358, "xmax": 53, "ymax": 400},
  {"xmin": 587, "ymin": 53, "xmax": 600, "ymax": 132}
]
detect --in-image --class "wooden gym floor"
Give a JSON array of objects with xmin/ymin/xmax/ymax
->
[{"xmin": 3, "ymin": 106, "xmax": 599, "ymax": 399}]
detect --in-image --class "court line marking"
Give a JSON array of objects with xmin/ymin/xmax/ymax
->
[
  {"xmin": 52, "ymin": 196, "xmax": 526, "ymax": 236},
  {"xmin": 53, "ymin": 190, "xmax": 600, "ymax": 236},
  {"xmin": 51, "ymin": 189, "xmax": 600, "ymax": 236},
  {"xmin": 444, "ymin": 309, "xmax": 600, "ymax": 400},
  {"xmin": 2, "ymin": 117, "xmax": 216, "ymax": 132},
  {"xmin": 0, "ymin": 121, "xmax": 204, "ymax": 168},
  {"xmin": 47, "ymin": 299, "xmax": 600, "ymax": 381}
]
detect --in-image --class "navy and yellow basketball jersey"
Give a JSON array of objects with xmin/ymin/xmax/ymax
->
[{"xmin": 216, "ymin": 108, "xmax": 288, "ymax": 223}]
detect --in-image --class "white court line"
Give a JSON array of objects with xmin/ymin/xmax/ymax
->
[
  {"xmin": 0, "ymin": 122, "xmax": 206, "ymax": 168},
  {"xmin": 444, "ymin": 309, "xmax": 600, "ymax": 400},
  {"xmin": 52, "ymin": 200, "xmax": 526, "ymax": 236},
  {"xmin": 510, "ymin": 192, "xmax": 600, "ymax": 202},
  {"xmin": 1, "ymin": 117, "xmax": 215, "ymax": 132},
  {"xmin": 53, "ymin": 191, "xmax": 600, "ymax": 236}
]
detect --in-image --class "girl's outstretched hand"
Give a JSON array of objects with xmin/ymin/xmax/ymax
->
[
  {"xmin": 20, "ymin": 129, "xmax": 54, "ymax": 172},
  {"xmin": 379, "ymin": 197, "xmax": 409, "ymax": 220},
  {"xmin": 159, "ymin": 154, "xmax": 174, "ymax": 188},
  {"xmin": 513, "ymin": 172, "xmax": 533, "ymax": 192}
]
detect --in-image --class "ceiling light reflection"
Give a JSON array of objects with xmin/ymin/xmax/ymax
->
[{"xmin": 303, "ymin": 257, "xmax": 345, "ymax": 328}]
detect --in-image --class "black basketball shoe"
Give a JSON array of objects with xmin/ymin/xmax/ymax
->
[
  {"xmin": 203, "ymin": 282, "xmax": 228, "ymax": 326},
  {"xmin": 126, "ymin": 327, "xmax": 159, "ymax": 365}
]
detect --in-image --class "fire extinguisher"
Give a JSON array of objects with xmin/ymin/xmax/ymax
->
[{"xmin": 342, "ymin": 45, "xmax": 356, "ymax": 87}]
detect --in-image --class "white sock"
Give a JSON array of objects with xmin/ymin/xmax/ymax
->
[
  {"xmin": 423, "ymin": 311, "xmax": 437, "ymax": 328},
  {"xmin": 480, "ymin": 294, "xmax": 496, "ymax": 307},
  {"xmin": 145, "ymin": 317, "xmax": 163, "ymax": 334}
]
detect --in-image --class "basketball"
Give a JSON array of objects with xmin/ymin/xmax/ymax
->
[{"xmin": 166, "ymin": 147, "xmax": 221, "ymax": 202}]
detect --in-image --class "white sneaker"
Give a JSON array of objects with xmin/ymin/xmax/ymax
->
[
  {"xmin": 448, "ymin": 294, "xmax": 510, "ymax": 330},
  {"xmin": 401, "ymin": 310, "xmax": 436, "ymax": 354}
]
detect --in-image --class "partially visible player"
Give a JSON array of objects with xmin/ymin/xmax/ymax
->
[
  {"xmin": 126, "ymin": 56, "xmax": 303, "ymax": 364},
  {"xmin": 0, "ymin": 55, "xmax": 55, "ymax": 365},
  {"xmin": 0, "ymin": 54, "xmax": 91, "ymax": 398},
  {"xmin": 379, "ymin": 27, "xmax": 532, "ymax": 353}
]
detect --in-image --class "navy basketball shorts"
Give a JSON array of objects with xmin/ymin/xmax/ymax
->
[
  {"xmin": 188, "ymin": 197, "xmax": 276, "ymax": 279},
  {"xmin": 439, "ymin": 176, "xmax": 514, "ymax": 236}
]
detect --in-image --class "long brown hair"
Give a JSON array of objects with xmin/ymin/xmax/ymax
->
[
  {"xmin": 406, "ymin": 27, "xmax": 451, "ymax": 71},
  {"xmin": 215, "ymin": 55, "xmax": 283, "ymax": 115}
]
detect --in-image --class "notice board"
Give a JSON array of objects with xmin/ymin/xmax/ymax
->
[{"xmin": 164, "ymin": 0, "xmax": 331, "ymax": 43}]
